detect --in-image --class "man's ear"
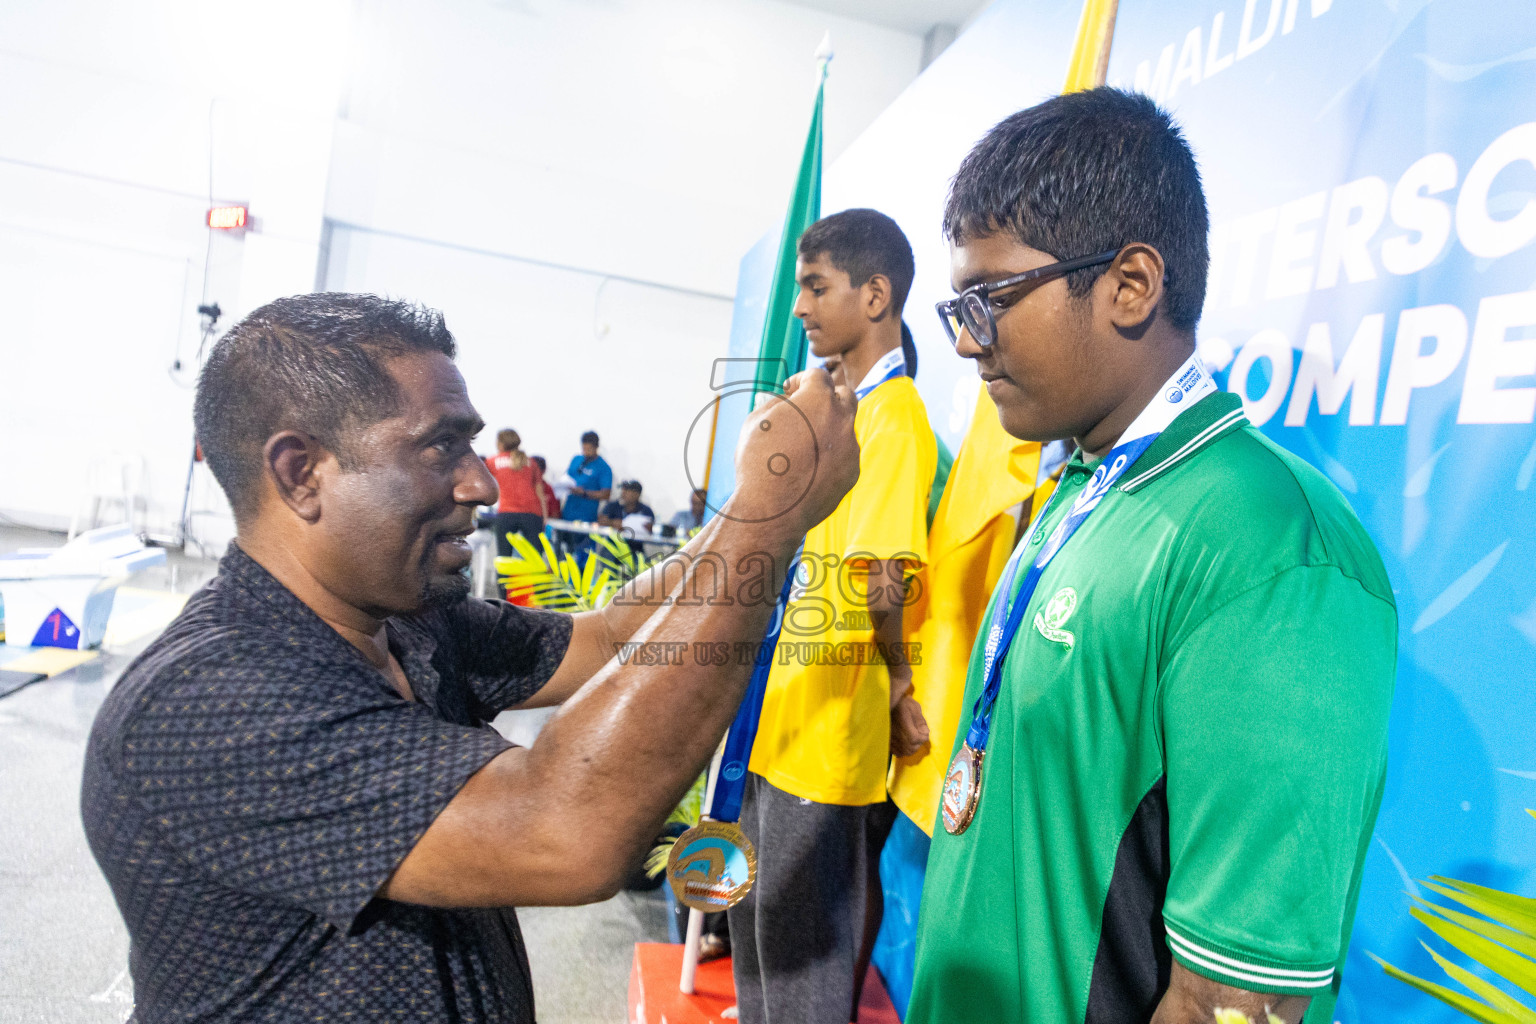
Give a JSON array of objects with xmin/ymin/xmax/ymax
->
[
  {"xmin": 263, "ymin": 431, "xmax": 328, "ymax": 523},
  {"xmin": 1105, "ymin": 244, "xmax": 1166, "ymax": 331},
  {"xmin": 862, "ymin": 274, "xmax": 894, "ymax": 322}
]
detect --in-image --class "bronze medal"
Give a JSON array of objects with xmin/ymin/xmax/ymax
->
[
  {"xmin": 941, "ymin": 742, "xmax": 985, "ymax": 835},
  {"xmin": 666, "ymin": 820, "xmax": 758, "ymax": 912}
]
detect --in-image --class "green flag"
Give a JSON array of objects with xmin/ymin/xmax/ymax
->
[{"xmin": 753, "ymin": 63, "xmax": 826, "ymax": 403}]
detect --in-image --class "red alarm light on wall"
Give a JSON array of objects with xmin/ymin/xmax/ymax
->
[{"xmin": 206, "ymin": 205, "xmax": 248, "ymax": 230}]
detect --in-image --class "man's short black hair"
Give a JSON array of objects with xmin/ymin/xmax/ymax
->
[
  {"xmin": 798, "ymin": 208, "xmax": 916, "ymax": 318},
  {"xmin": 194, "ymin": 293, "xmax": 456, "ymax": 520},
  {"xmin": 942, "ymin": 88, "xmax": 1209, "ymax": 332},
  {"xmin": 581, "ymin": 431, "xmax": 600, "ymax": 447},
  {"xmin": 620, "ymin": 480, "xmax": 642, "ymax": 493}
]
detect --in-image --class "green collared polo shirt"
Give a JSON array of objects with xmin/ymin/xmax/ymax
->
[{"xmin": 907, "ymin": 391, "xmax": 1397, "ymax": 1024}]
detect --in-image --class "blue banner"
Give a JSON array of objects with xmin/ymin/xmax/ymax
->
[{"xmin": 1103, "ymin": 3, "xmax": 1536, "ymax": 1019}]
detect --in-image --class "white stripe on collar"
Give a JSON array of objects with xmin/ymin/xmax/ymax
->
[
  {"xmin": 1115, "ymin": 351, "xmax": 1217, "ymax": 446},
  {"xmin": 854, "ymin": 347, "xmax": 907, "ymax": 396}
]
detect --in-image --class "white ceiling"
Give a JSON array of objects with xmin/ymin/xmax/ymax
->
[{"xmin": 776, "ymin": 0, "xmax": 991, "ymax": 36}]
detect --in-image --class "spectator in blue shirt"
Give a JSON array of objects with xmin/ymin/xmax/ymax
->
[
  {"xmin": 558, "ymin": 431, "xmax": 613, "ymax": 561},
  {"xmin": 561, "ymin": 431, "xmax": 612, "ymax": 522}
]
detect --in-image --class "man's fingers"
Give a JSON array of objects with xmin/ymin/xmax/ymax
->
[{"xmin": 782, "ymin": 367, "xmax": 831, "ymax": 400}]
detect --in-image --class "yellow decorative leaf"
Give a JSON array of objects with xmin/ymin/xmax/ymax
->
[
  {"xmin": 1420, "ymin": 941, "xmax": 1536, "ymax": 1024},
  {"xmin": 1373, "ymin": 953, "xmax": 1522, "ymax": 1024},
  {"xmin": 1410, "ymin": 907, "xmax": 1536, "ymax": 999}
]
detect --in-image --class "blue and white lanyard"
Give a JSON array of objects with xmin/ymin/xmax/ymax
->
[
  {"xmin": 708, "ymin": 547, "xmax": 798, "ymax": 822},
  {"xmin": 962, "ymin": 431, "xmax": 1159, "ymax": 751},
  {"xmin": 854, "ymin": 349, "xmax": 906, "ymax": 400}
]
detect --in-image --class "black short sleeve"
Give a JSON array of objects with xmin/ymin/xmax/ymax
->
[
  {"xmin": 408, "ymin": 598, "xmax": 574, "ymax": 716},
  {"xmin": 114, "ymin": 641, "xmax": 509, "ymax": 931}
]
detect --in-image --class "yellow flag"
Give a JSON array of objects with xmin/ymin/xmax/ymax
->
[{"xmin": 1061, "ymin": 0, "xmax": 1120, "ymax": 93}]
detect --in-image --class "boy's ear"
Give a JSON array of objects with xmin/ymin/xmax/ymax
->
[{"xmin": 863, "ymin": 273, "xmax": 894, "ymax": 321}]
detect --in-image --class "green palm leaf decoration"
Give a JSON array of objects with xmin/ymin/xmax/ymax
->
[
  {"xmin": 495, "ymin": 533, "xmax": 618, "ymax": 611},
  {"xmin": 590, "ymin": 533, "xmax": 665, "ymax": 584},
  {"xmin": 1374, "ymin": 809, "xmax": 1536, "ymax": 1024}
]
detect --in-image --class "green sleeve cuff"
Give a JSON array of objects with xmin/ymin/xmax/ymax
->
[{"xmin": 1164, "ymin": 921, "xmax": 1337, "ymax": 996}]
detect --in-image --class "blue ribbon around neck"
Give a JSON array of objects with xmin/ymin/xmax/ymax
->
[{"xmin": 963, "ymin": 431, "xmax": 1159, "ymax": 752}]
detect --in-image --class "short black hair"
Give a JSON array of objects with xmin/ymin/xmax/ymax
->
[
  {"xmin": 194, "ymin": 293, "xmax": 456, "ymax": 520},
  {"xmin": 943, "ymin": 88, "xmax": 1209, "ymax": 332},
  {"xmin": 620, "ymin": 480, "xmax": 642, "ymax": 493},
  {"xmin": 581, "ymin": 431, "xmax": 600, "ymax": 446},
  {"xmin": 798, "ymin": 208, "xmax": 915, "ymax": 318},
  {"xmin": 531, "ymin": 455, "xmax": 547, "ymax": 472}
]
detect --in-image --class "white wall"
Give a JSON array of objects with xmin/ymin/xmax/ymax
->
[
  {"xmin": 322, "ymin": 223, "xmax": 733, "ymax": 517},
  {"xmin": 323, "ymin": 0, "xmax": 925, "ymax": 520},
  {"xmin": 0, "ymin": 0, "xmax": 924, "ymax": 540},
  {"xmin": 0, "ymin": 0, "xmax": 348, "ymax": 543}
]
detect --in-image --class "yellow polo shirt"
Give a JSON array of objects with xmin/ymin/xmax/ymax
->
[
  {"xmin": 888, "ymin": 384, "xmax": 1048, "ymax": 834},
  {"xmin": 750, "ymin": 376, "xmax": 936, "ymax": 806}
]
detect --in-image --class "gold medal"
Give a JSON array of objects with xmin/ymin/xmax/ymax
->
[
  {"xmin": 941, "ymin": 742, "xmax": 985, "ymax": 835},
  {"xmin": 666, "ymin": 820, "xmax": 758, "ymax": 912}
]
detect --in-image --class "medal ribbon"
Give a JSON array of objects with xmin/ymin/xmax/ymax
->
[
  {"xmin": 708, "ymin": 348, "xmax": 904, "ymax": 821},
  {"xmin": 707, "ymin": 548, "xmax": 799, "ymax": 823},
  {"xmin": 853, "ymin": 349, "xmax": 906, "ymax": 400},
  {"xmin": 963, "ymin": 431, "xmax": 1159, "ymax": 751}
]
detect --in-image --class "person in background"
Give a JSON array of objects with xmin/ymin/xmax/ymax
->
[
  {"xmin": 558, "ymin": 430, "xmax": 612, "ymax": 559},
  {"xmin": 560, "ymin": 431, "xmax": 611, "ymax": 522},
  {"xmin": 485, "ymin": 429, "xmax": 544, "ymax": 558},
  {"xmin": 530, "ymin": 456, "xmax": 561, "ymax": 520},
  {"xmin": 598, "ymin": 480, "xmax": 655, "ymax": 534},
  {"xmin": 731, "ymin": 208, "xmax": 937, "ymax": 1024},
  {"xmin": 667, "ymin": 488, "xmax": 708, "ymax": 535}
]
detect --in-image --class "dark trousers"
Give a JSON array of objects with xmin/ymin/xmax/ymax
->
[
  {"xmin": 494, "ymin": 512, "xmax": 543, "ymax": 557},
  {"xmin": 727, "ymin": 773, "xmax": 897, "ymax": 1024}
]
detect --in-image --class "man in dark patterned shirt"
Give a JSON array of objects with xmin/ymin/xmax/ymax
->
[{"xmin": 81, "ymin": 293, "xmax": 858, "ymax": 1023}]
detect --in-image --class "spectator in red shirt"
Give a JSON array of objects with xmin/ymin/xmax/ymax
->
[
  {"xmin": 485, "ymin": 429, "xmax": 544, "ymax": 558},
  {"xmin": 530, "ymin": 455, "xmax": 561, "ymax": 520}
]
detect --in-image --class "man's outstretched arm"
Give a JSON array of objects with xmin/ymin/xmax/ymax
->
[{"xmin": 383, "ymin": 370, "xmax": 859, "ymax": 908}]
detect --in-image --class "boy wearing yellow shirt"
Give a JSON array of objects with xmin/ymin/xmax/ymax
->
[{"xmin": 730, "ymin": 209, "xmax": 937, "ymax": 1024}]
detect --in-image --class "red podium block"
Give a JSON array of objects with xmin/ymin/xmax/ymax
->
[{"xmin": 627, "ymin": 943, "xmax": 900, "ymax": 1024}]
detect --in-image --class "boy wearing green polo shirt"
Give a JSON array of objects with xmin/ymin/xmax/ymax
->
[{"xmin": 909, "ymin": 89, "xmax": 1397, "ymax": 1024}]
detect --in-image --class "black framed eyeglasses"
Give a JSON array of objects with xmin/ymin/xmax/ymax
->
[{"xmin": 935, "ymin": 249, "xmax": 1121, "ymax": 349}]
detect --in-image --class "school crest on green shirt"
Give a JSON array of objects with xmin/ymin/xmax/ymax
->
[{"xmin": 1034, "ymin": 587, "xmax": 1077, "ymax": 651}]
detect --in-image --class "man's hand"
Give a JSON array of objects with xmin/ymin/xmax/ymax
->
[
  {"xmin": 1151, "ymin": 962, "xmax": 1310, "ymax": 1024},
  {"xmin": 733, "ymin": 368, "xmax": 858, "ymax": 539},
  {"xmin": 890, "ymin": 668, "xmax": 930, "ymax": 758}
]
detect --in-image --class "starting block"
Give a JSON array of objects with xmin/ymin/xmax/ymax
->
[{"xmin": 0, "ymin": 524, "xmax": 164, "ymax": 649}]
